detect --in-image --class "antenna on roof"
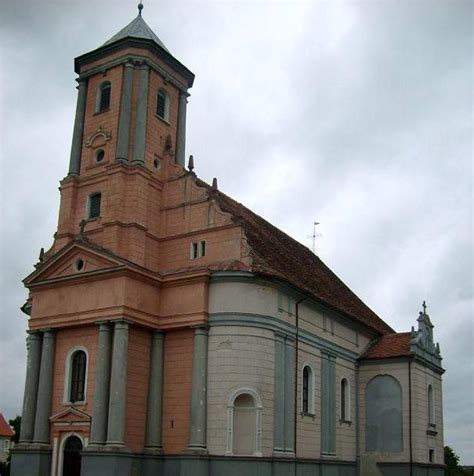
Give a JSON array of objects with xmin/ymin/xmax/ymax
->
[
  {"xmin": 138, "ymin": 1, "xmax": 144, "ymax": 16},
  {"xmin": 307, "ymin": 221, "xmax": 321, "ymax": 255}
]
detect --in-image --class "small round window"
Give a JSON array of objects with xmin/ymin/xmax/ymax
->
[
  {"xmin": 95, "ymin": 149, "xmax": 105, "ymax": 163},
  {"xmin": 75, "ymin": 259, "xmax": 84, "ymax": 271}
]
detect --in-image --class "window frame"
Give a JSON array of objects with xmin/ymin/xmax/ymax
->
[
  {"xmin": 63, "ymin": 346, "xmax": 89, "ymax": 405},
  {"xmin": 190, "ymin": 240, "xmax": 206, "ymax": 260},
  {"xmin": 340, "ymin": 377, "xmax": 351, "ymax": 422},
  {"xmin": 87, "ymin": 192, "xmax": 102, "ymax": 219},
  {"xmin": 226, "ymin": 387, "xmax": 263, "ymax": 457},
  {"xmin": 156, "ymin": 88, "xmax": 170, "ymax": 122},
  {"xmin": 428, "ymin": 384, "xmax": 435, "ymax": 426},
  {"xmin": 96, "ymin": 81, "xmax": 111, "ymax": 113}
]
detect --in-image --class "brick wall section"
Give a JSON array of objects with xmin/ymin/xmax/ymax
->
[
  {"xmin": 50, "ymin": 325, "xmax": 98, "ymax": 438},
  {"xmin": 125, "ymin": 326, "xmax": 151, "ymax": 452},
  {"xmin": 162, "ymin": 329, "xmax": 194, "ymax": 453}
]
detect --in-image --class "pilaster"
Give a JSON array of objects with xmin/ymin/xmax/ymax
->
[
  {"xmin": 187, "ymin": 325, "xmax": 209, "ymax": 453},
  {"xmin": 33, "ymin": 329, "xmax": 55, "ymax": 445},
  {"xmin": 89, "ymin": 321, "xmax": 113, "ymax": 446},
  {"xmin": 106, "ymin": 320, "xmax": 130, "ymax": 447},
  {"xmin": 132, "ymin": 63, "xmax": 150, "ymax": 165},
  {"xmin": 116, "ymin": 61, "xmax": 135, "ymax": 163},
  {"xmin": 284, "ymin": 336, "xmax": 295, "ymax": 454},
  {"xmin": 68, "ymin": 78, "xmax": 88, "ymax": 176},
  {"xmin": 175, "ymin": 92, "xmax": 188, "ymax": 166},
  {"xmin": 144, "ymin": 330, "xmax": 165, "ymax": 452},
  {"xmin": 19, "ymin": 331, "xmax": 42, "ymax": 444},
  {"xmin": 273, "ymin": 333, "xmax": 286, "ymax": 453}
]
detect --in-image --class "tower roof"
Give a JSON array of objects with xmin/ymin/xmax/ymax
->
[{"xmin": 103, "ymin": 13, "xmax": 169, "ymax": 52}]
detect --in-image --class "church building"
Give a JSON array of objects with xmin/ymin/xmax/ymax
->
[{"xmin": 11, "ymin": 5, "xmax": 445, "ymax": 476}]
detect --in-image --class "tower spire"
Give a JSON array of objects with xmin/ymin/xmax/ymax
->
[{"xmin": 138, "ymin": 1, "xmax": 144, "ymax": 16}]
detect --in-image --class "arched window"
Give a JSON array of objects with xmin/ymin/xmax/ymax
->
[
  {"xmin": 340, "ymin": 378, "xmax": 350, "ymax": 421},
  {"xmin": 156, "ymin": 89, "xmax": 169, "ymax": 121},
  {"xmin": 365, "ymin": 375, "xmax": 403, "ymax": 452},
  {"xmin": 226, "ymin": 388, "xmax": 262, "ymax": 456},
  {"xmin": 97, "ymin": 81, "xmax": 111, "ymax": 112},
  {"xmin": 70, "ymin": 351, "xmax": 87, "ymax": 403},
  {"xmin": 428, "ymin": 384, "xmax": 435, "ymax": 425},
  {"xmin": 302, "ymin": 365, "xmax": 314, "ymax": 414}
]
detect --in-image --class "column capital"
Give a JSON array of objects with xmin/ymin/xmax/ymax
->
[
  {"xmin": 124, "ymin": 60, "xmax": 135, "ymax": 69},
  {"xmin": 191, "ymin": 324, "xmax": 209, "ymax": 335}
]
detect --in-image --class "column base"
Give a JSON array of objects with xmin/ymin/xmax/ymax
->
[
  {"xmin": 144, "ymin": 445, "xmax": 164, "ymax": 455},
  {"xmin": 185, "ymin": 445, "xmax": 208, "ymax": 455},
  {"xmin": 10, "ymin": 445, "xmax": 52, "ymax": 476}
]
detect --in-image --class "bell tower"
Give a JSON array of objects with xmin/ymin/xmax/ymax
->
[{"xmin": 53, "ymin": 4, "xmax": 194, "ymax": 265}]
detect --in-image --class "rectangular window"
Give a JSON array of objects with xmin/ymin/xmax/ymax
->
[
  {"xmin": 429, "ymin": 449, "xmax": 434, "ymax": 463},
  {"xmin": 88, "ymin": 193, "xmax": 101, "ymax": 219},
  {"xmin": 191, "ymin": 240, "xmax": 206, "ymax": 259}
]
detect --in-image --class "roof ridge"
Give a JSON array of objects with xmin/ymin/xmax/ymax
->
[{"xmin": 194, "ymin": 176, "xmax": 393, "ymax": 335}]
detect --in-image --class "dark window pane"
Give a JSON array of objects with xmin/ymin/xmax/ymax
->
[
  {"xmin": 70, "ymin": 351, "xmax": 86, "ymax": 403},
  {"xmin": 99, "ymin": 83, "xmax": 111, "ymax": 112},
  {"xmin": 157, "ymin": 90, "xmax": 166, "ymax": 119},
  {"xmin": 89, "ymin": 193, "xmax": 101, "ymax": 219},
  {"xmin": 303, "ymin": 367, "xmax": 309, "ymax": 413},
  {"xmin": 341, "ymin": 379, "xmax": 346, "ymax": 420}
]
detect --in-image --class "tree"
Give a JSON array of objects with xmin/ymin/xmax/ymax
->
[
  {"xmin": 445, "ymin": 446, "xmax": 467, "ymax": 476},
  {"xmin": 8, "ymin": 417, "xmax": 20, "ymax": 444}
]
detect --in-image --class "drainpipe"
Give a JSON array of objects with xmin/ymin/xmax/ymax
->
[
  {"xmin": 355, "ymin": 361, "xmax": 360, "ymax": 474},
  {"xmin": 294, "ymin": 296, "xmax": 307, "ymax": 471},
  {"xmin": 409, "ymin": 359, "xmax": 413, "ymax": 476}
]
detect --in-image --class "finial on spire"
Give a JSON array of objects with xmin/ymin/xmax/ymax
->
[
  {"xmin": 138, "ymin": 1, "xmax": 144, "ymax": 16},
  {"xmin": 188, "ymin": 155, "xmax": 194, "ymax": 172}
]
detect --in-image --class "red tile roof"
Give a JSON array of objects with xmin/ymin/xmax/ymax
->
[
  {"xmin": 361, "ymin": 332, "xmax": 413, "ymax": 359},
  {"xmin": 0, "ymin": 413, "xmax": 14, "ymax": 438},
  {"xmin": 199, "ymin": 178, "xmax": 394, "ymax": 335}
]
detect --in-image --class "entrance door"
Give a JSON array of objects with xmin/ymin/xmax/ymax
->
[{"xmin": 62, "ymin": 435, "xmax": 82, "ymax": 476}]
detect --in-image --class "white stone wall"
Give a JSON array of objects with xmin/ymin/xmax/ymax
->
[
  {"xmin": 296, "ymin": 343, "xmax": 322, "ymax": 458},
  {"xmin": 411, "ymin": 362, "xmax": 444, "ymax": 464},
  {"xmin": 335, "ymin": 359, "xmax": 357, "ymax": 460},
  {"xmin": 358, "ymin": 361, "xmax": 411, "ymax": 463},
  {"xmin": 207, "ymin": 325, "xmax": 275, "ymax": 456}
]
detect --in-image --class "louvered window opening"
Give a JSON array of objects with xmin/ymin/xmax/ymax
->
[
  {"xmin": 70, "ymin": 351, "xmax": 86, "ymax": 403},
  {"xmin": 89, "ymin": 193, "xmax": 101, "ymax": 219},
  {"xmin": 302, "ymin": 366, "xmax": 309, "ymax": 414},
  {"xmin": 99, "ymin": 83, "xmax": 111, "ymax": 112}
]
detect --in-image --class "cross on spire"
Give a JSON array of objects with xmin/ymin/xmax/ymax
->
[{"xmin": 422, "ymin": 300, "xmax": 427, "ymax": 314}]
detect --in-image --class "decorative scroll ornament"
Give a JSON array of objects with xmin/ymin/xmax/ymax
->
[{"xmin": 85, "ymin": 127, "xmax": 112, "ymax": 148}]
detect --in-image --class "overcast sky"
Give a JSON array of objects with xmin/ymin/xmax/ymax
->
[{"xmin": 0, "ymin": 0, "xmax": 472, "ymax": 464}]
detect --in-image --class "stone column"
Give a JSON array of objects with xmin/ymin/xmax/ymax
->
[
  {"xmin": 19, "ymin": 331, "xmax": 42, "ymax": 444},
  {"xmin": 175, "ymin": 92, "xmax": 188, "ymax": 167},
  {"xmin": 89, "ymin": 322, "xmax": 113, "ymax": 446},
  {"xmin": 273, "ymin": 333, "xmax": 286, "ymax": 453},
  {"xmin": 144, "ymin": 330, "xmax": 164, "ymax": 452},
  {"xmin": 187, "ymin": 325, "xmax": 209, "ymax": 453},
  {"xmin": 33, "ymin": 330, "xmax": 55, "ymax": 445},
  {"xmin": 284, "ymin": 336, "xmax": 295, "ymax": 453},
  {"xmin": 132, "ymin": 63, "xmax": 150, "ymax": 165},
  {"xmin": 115, "ymin": 61, "xmax": 135, "ymax": 163},
  {"xmin": 106, "ymin": 320, "xmax": 129, "ymax": 447},
  {"xmin": 68, "ymin": 78, "xmax": 88, "ymax": 176}
]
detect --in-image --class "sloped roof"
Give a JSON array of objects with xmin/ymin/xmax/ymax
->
[
  {"xmin": 0, "ymin": 413, "xmax": 13, "ymax": 438},
  {"xmin": 197, "ymin": 178, "xmax": 394, "ymax": 335},
  {"xmin": 361, "ymin": 332, "xmax": 413, "ymax": 359},
  {"xmin": 103, "ymin": 14, "xmax": 169, "ymax": 52}
]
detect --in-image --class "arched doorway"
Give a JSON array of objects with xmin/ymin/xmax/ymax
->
[{"xmin": 62, "ymin": 435, "xmax": 83, "ymax": 476}]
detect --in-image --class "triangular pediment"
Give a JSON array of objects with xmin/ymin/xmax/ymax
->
[
  {"xmin": 50, "ymin": 407, "xmax": 91, "ymax": 424},
  {"xmin": 24, "ymin": 240, "xmax": 125, "ymax": 286}
]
